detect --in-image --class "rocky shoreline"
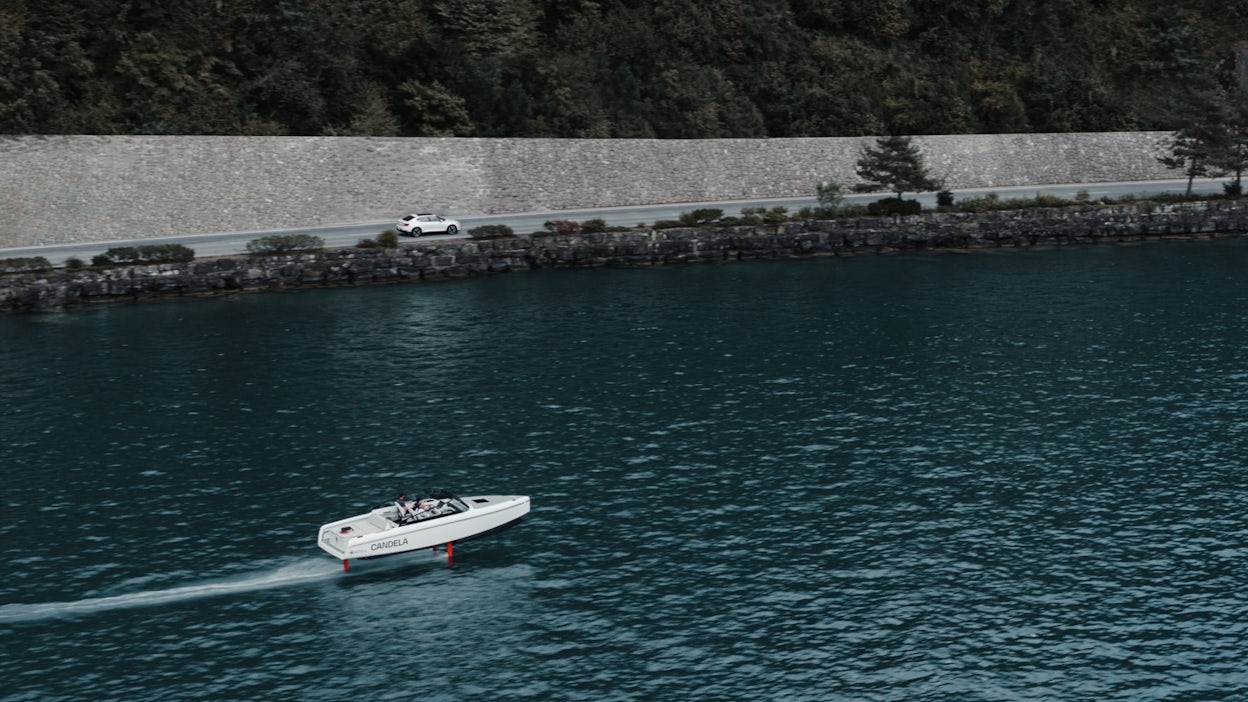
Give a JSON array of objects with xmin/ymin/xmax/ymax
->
[{"xmin": 4, "ymin": 200, "xmax": 1247, "ymax": 312}]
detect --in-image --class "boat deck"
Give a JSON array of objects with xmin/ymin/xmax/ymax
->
[{"xmin": 319, "ymin": 511, "xmax": 394, "ymax": 556}]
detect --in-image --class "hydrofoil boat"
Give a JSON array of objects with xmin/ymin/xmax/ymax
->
[{"xmin": 317, "ymin": 491, "xmax": 529, "ymax": 571}]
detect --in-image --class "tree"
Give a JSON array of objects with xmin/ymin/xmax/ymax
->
[
  {"xmin": 1156, "ymin": 81, "xmax": 1238, "ymax": 196},
  {"xmin": 1208, "ymin": 101, "xmax": 1248, "ymax": 196},
  {"xmin": 1158, "ymin": 126, "xmax": 1219, "ymax": 196},
  {"xmin": 324, "ymin": 82, "xmax": 401, "ymax": 136},
  {"xmin": 853, "ymin": 135, "xmax": 943, "ymax": 200},
  {"xmin": 815, "ymin": 180, "xmax": 845, "ymax": 209},
  {"xmin": 398, "ymin": 80, "xmax": 473, "ymax": 136}
]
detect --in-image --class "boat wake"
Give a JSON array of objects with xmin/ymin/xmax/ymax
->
[{"xmin": 0, "ymin": 559, "xmax": 342, "ymax": 625}]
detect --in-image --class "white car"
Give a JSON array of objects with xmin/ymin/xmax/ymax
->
[{"xmin": 397, "ymin": 213, "xmax": 461, "ymax": 236}]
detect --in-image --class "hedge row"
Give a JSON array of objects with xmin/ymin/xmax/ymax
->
[
  {"xmin": 91, "ymin": 244, "xmax": 196, "ymax": 267},
  {"xmin": 245, "ymin": 234, "xmax": 325, "ymax": 255},
  {"xmin": 0, "ymin": 256, "xmax": 53, "ymax": 274}
]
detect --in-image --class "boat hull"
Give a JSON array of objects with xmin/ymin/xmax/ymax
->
[{"xmin": 317, "ymin": 494, "xmax": 529, "ymax": 562}]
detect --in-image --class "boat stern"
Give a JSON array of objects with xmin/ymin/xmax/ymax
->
[{"xmin": 317, "ymin": 510, "xmax": 395, "ymax": 559}]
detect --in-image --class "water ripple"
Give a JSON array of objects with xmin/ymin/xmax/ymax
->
[{"xmin": 2, "ymin": 244, "xmax": 1247, "ymax": 700}]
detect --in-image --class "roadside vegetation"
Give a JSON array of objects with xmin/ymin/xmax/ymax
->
[
  {"xmin": 355, "ymin": 229, "xmax": 401, "ymax": 249},
  {"xmin": 0, "ymin": 257, "xmax": 52, "ymax": 274},
  {"xmin": 245, "ymin": 234, "xmax": 325, "ymax": 255},
  {"xmin": 529, "ymin": 218, "xmax": 633, "ymax": 237},
  {"xmin": 468, "ymin": 224, "xmax": 516, "ymax": 240},
  {"xmin": 90, "ymin": 244, "xmax": 195, "ymax": 266},
  {"xmin": 654, "ymin": 189, "xmax": 1242, "ymax": 231}
]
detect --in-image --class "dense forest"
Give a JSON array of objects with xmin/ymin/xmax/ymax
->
[{"xmin": 1, "ymin": 0, "xmax": 1244, "ymax": 137}]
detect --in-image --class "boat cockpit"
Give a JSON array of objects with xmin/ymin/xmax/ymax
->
[{"xmin": 390, "ymin": 493, "xmax": 468, "ymax": 525}]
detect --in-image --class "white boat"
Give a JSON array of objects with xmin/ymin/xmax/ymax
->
[{"xmin": 317, "ymin": 491, "xmax": 530, "ymax": 571}]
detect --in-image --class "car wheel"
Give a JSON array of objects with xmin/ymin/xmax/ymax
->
[
  {"xmin": 445, "ymin": 225, "xmax": 458, "ymax": 235},
  {"xmin": 411, "ymin": 227, "xmax": 422, "ymax": 236}
]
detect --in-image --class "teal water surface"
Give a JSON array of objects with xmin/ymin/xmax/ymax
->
[{"xmin": 1, "ymin": 240, "xmax": 1246, "ymax": 701}]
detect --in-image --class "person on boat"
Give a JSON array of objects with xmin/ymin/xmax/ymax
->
[{"xmin": 395, "ymin": 494, "xmax": 415, "ymax": 521}]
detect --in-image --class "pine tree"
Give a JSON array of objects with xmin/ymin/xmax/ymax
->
[
  {"xmin": 1159, "ymin": 89, "xmax": 1234, "ymax": 196},
  {"xmin": 1209, "ymin": 102, "xmax": 1248, "ymax": 196},
  {"xmin": 853, "ymin": 135, "xmax": 943, "ymax": 201},
  {"xmin": 1158, "ymin": 124, "xmax": 1223, "ymax": 197}
]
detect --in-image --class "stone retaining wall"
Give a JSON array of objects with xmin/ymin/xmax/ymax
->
[
  {"xmin": 0, "ymin": 133, "xmax": 1176, "ymax": 249},
  {"xmin": 5, "ymin": 200, "xmax": 1245, "ymax": 312}
]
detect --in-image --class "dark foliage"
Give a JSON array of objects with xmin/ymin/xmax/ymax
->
[
  {"xmin": 0, "ymin": 256, "xmax": 52, "ymax": 274},
  {"xmin": 854, "ymin": 135, "xmax": 943, "ymax": 199},
  {"xmin": 2, "ymin": 0, "xmax": 1244, "ymax": 137},
  {"xmin": 469, "ymin": 224, "xmax": 515, "ymax": 239},
  {"xmin": 678, "ymin": 208, "xmax": 724, "ymax": 226},
  {"xmin": 245, "ymin": 234, "xmax": 325, "ymax": 255},
  {"xmin": 866, "ymin": 198, "xmax": 924, "ymax": 216},
  {"xmin": 580, "ymin": 218, "xmax": 609, "ymax": 233},
  {"xmin": 543, "ymin": 219, "xmax": 582, "ymax": 235},
  {"xmin": 357, "ymin": 229, "xmax": 401, "ymax": 248},
  {"xmin": 90, "ymin": 244, "xmax": 195, "ymax": 266}
]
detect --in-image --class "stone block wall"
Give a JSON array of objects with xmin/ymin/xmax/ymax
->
[
  {"xmin": 5, "ymin": 199, "xmax": 1245, "ymax": 312},
  {"xmin": 0, "ymin": 133, "xmax": 1175, "ymax": 249}
]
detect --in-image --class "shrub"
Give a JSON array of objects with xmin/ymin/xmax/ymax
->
[
  {"xmin": 953, "ymin": 193, "xmax": 1002, "ymax": 213},
  {"xmin": 952, "ymin": 193, "xmax": 1075, "ymax": 213},
  {"xmin": 866, "ymin": 198, "xmax": 922, "ymax": 216},
  {"xmin": 1031, "ymin": 193, "xmax": 1072, "ymax": 208},
  {"xmin": 245, "ymin": 234, "xmax": 324, "ymax": 255},
  {"xmin": 65, "ymin": 257, "xmax": 85, "ymax": 269},
  {"xmin": 544, "ymin": 219, "xmax": 582, "ymax": 235},
  {"xmin": 677, "ymin": 208, "xmax": 724, "ymax": 226},
  {"xmin": 652, "ymin": 219, "xmax": 684, "ymax": 229},
  {"xmin": 0, "ymin": 256, "xmax": 53, "ymax": 274},
  {"xmin": 377, "ymin": 229, "xmax": 400, "ymax": 247},
  {"xmin": 92, "ymin": 247, "xmax": 139, "ymax": 266},
  {"xmin": 1145, "ymin": 192, "xmax": 1189, "ymax": 203},
  {"xmin": 936, "ymin": 190, "xmax": 955, "ymax": 207},
  {"xmin": 91, "ymin": 244, "xmax": 195, "ymax": 266},
  {"xmin": 736, "ymin": 208, "xmax": 764, "ymax": 225},
  {"xmin": 816, "ymin": 181, "xmax": 845, "ymax": 209},
  {"xmin": 580, "ymin": 218, "xmax": 608, "ymax": 234},
  {"xmin": 797, "ymin": 206, "xmax": 839, "ymax": 219},
  {"xmin": 356, "ymin": 229, "xmax": 401, "ymax": 249},
  {"xmin": 469, "ymin": 224, "xmax": 515, "ymax": 239},
  {"xmin": 761, "ymin": 206, "xmax": 789, "ymax": 224}
]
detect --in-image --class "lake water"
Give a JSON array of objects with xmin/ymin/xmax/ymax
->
[{"xmin": 1, "ymin": 240, "xmax": 1246, "ymax": 701}]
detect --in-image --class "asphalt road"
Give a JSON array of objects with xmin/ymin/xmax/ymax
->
[{"xmin": 0, "ymin": 178, "xmax": 1230, "ymax": 266}]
